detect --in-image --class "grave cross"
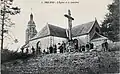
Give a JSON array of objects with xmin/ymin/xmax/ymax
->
[{"xmin": 64, "ymin": 10, "xmax": 74, "ymax": 41}]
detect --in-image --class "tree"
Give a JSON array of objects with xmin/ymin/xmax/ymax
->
[
  {"xmin": 0, "ymin": 0, "xmax": 20, "ymax": 49},
  {"xmin": 101, "ymin": 0, "xmax": 119, "ymax": 42}
]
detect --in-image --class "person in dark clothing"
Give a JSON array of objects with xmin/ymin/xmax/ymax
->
[
  {"xmin": 102, "ymin": 42, "xmax": 104, "ymax": 48},
  {"xmin": 73, "ymin": 39, "xmax": 78, "ymax": 51},
  {"xmin": 90, "ymin": 43, "xmax": 94, "ymax": 49},
  {"xmin": 86, "ymin": 43, "xmax": 90, "ymax": 52},
  {"xmin": 49, "ymin": 46, "xmax": 53, "ymax": 53},
  {"xmin": 53, "ymin": 44, "xmax": 57, "ymax": 53},
  {"xmin": 74, "ymin": 43, "xmax": 78, "ymax": 50},
  {"xmin": 102, "ymin": 39, "xmax": 108, "ymax": 51},
  {"xmin": 62, "ymin": 41, "xmax": 66, "ymax": 53},
  {"xmin": 43, "ymin": 49, "xmax": 46, "ymax": 54},
  {"xmin": 104, "ymin": 39, "xmax": 108, "ymax": 51},
  {"xmin": 31, "ymin": 46, "xmax": 35, "ymax": 54},
  {"xmin": 36, "ymin": 46, "xmax": 41, "ymax": 55},
  {"xmin": 81, "ymin": 45, "xmax": 85, "ymax": 52},
  {"xmin": 26, "ymin": 48, "xmax": 29, "ymax": 54},
  {"xmin": 21, "ymin": 47, "xmax": 24, "ymax": 53},
  {"xmin": 59, "ymin": 45, "xmax": 63, "ymax": 53}
]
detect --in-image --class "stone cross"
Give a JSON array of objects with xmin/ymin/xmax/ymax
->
[{"xmin": 64, "ymin": 10, "xmax": 74, "ymax": 41}]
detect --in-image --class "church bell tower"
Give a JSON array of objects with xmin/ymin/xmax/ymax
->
[{"xmin": 25, "ymin": 13, "xmax": 37, "ymax": 43}]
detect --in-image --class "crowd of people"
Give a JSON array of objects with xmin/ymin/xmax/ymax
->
[
  {"xmin": 20, "ymin": 41, "xmax": 66, "ymax": 55},
  {"xmin": 45, "ymin": 41, "xmax": 66, "ymax": 54},
  {"xmin": 20, "ymin": 39, "xmax": 108, "ymax": 55}
]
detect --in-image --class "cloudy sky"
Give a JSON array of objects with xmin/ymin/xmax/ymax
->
[{"xmin": 3, "ymin": 0, "xmax": 113, "ymax": 50}]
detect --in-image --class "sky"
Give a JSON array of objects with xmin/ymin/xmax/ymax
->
[{"xmin": 2, "ymin": 0, "xmax": 113, "ymax": 50}]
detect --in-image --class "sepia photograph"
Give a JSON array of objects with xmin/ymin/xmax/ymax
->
[{"xmin": 0, "ymin": 0, "xmax": 120, "ymax": 74}]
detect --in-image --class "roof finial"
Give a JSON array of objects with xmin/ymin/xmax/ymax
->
[
  {"xmin": 31, "ymin": 8, "xmax": 32, "ymax": 12},
  {"xmin": 30, "ymin": 8, "xmax": 33, "ymax": 20},
  {"xmin": 30, "ymin": 8, "xmax": 33, "ymax": 14},
  {"xmin": 95, "ymin": 17, "xmax": 97, "ymax": 21}
]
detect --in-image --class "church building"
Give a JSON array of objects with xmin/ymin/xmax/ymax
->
[{"xmin": 23, "ymin": 11, "xmax": 108, "ymax": 52}]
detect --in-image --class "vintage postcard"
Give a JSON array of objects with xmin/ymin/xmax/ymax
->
[{"xmin": 1, "ymin": 0, "xmax": 119, "ymax": 74}]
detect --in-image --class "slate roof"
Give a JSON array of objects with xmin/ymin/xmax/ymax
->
[
  {"xmin": 31, "ymin": 20, "xmax": 97, "ymax": 40},
  {"xmin": 31, "ymin": 24, "xmax": 67, "ymax": 40},
  {"xmin": 48, "ymin": 24, "xmax": 67, "ymax": 38},
  {"xmin": 72, "ymin": 21, "xmax": 95, "ymax": 37}
]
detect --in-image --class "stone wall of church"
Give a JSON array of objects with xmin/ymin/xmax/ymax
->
[
  {"xmin": 29, "ymin": 36, "xmax": 50, "ymax": 51},
  {"xmin": 29, "ymin": 36, "xmax": 67, "ymax": 52},
  {"xmin": 91, "ymin": 36, "xmax": 112, "ymax": 48}
]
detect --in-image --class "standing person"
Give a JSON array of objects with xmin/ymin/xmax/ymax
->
[
  {"xmin": 53, "ymin": 44, "xmax": 57, "ymax": 53},
  {"xmin": 57, "ymin": 43, "xmax": 61, "ymax": 53},
  {"xmin": 38, "ymin": 47, "xmax": 41, "ymax": 54},
  {"xmin": 102, "ymin": 42, "xmax": 105, "ymax": 51},
  {"xmin": 102, "ymin": 39, "xmax": 108, "ymax": 51},
  {"xmin": 73, "ymin": 39, "xmax": 78, "ymax": 52},
  {"xmin": 62, "ymin": 41, "xmax": 66, "ymax": 53},
  {"xmin": 86, "ymin": 42, "xmax": 90, "ymax": 52},
  {"xmin": 90, "ymin": 42, "xmax": 94, "ymax": 49},
  {"xmin": 59, "ymin": 45, "xmax": 63, "ymax": 53},
  {"xmin": 43, "ymin": 49, "xmax": 46, "ymax": 54},
  {"xmin": 49, "ymin": 46, "xmax": 53, "ymax": 53},
  {"xmin": 81, "ymin": 45, "xmax": 85, "ymax": 52},
  {"xmin": 26, "ymin": 48, "xmax": 29, "ymax": 54},
  {"xmin": 104, "ymin": 39, "xmax": 108, "ymax": 51},
  {"xmin": 31, "ymin": 46, "xmax": 35, "ymax": 54},
  {"xmin": 21, "ymin": 47, "xmax": 24, "ymax": 53}
]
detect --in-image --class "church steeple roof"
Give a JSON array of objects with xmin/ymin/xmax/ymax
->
[
  {"xmin": 28, "ymin": 13, "xmax": 35, "ymax": 25},
  {"xmin": 30, "ymin": 13, "xmax": 33, "ymax": 20}
]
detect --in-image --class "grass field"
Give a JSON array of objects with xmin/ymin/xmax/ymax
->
[{"xmin": 1, "ymin": 42, "xmax": 120, "ymax": 74}]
